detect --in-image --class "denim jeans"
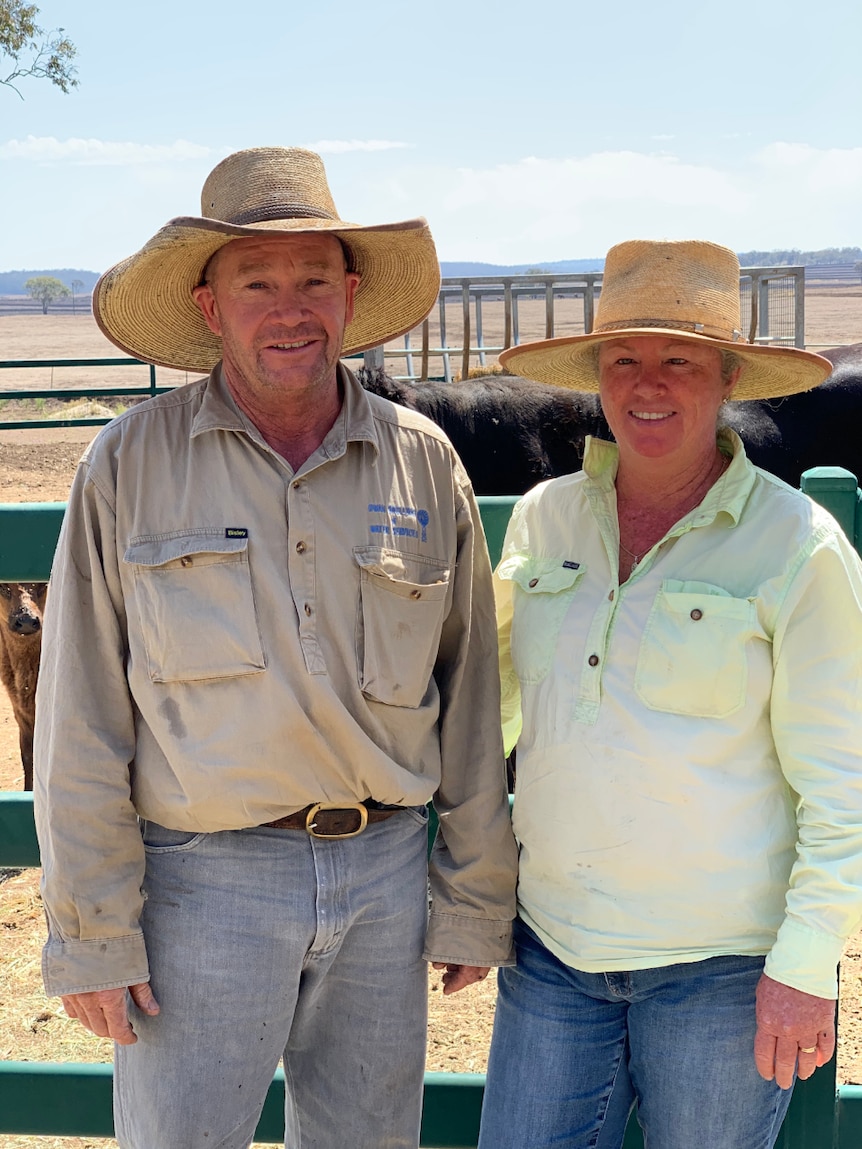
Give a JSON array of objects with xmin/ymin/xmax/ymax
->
[
  {"xmin": 114, "ymin": 809, "xmax": 430, "ymax": 1149},
  {"xmin": 477, "ymin": 920, "xmax": 793, "ymax": 1149}
]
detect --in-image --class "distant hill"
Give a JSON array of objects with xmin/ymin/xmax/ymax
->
[
  {"xmin": 440, "ymin": 259, "xmax": 604, "ymax": 277},
  {"xmin": 0, "ymin": 269, "xmax": 100, "ymax": 294},
  {"xmin": 737, "ymin": 247, "xmax": 862, "ymax": 267}
]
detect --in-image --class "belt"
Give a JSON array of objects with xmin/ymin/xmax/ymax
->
[{"xmin": 260, "ymin": 801, "xmax": 402, "ymax": 839}]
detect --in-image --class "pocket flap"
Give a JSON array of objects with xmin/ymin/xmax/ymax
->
[
  {"xmin": 354, "ymin": 546, "xmax": 450, "ymax": 591},
  {"xmin": 498, "ymin": 553, "xmax": 584, "ymax": 595},
  {"xmin": 125, "ymin": 531, "xmax": 250, "ymax": 569}
]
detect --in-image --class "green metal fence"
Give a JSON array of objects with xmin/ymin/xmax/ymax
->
[{"xmin": 1, "ymin": 486, "xmax": 861, "ymax": 1146}]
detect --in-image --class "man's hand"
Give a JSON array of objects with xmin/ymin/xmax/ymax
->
[
  {"xmin": 61, "ymin": 982, "xmax": 160, "ymax": 1045},
  {"xmin": 431, "ymin": 963, "xmax": 491, "ymax": 996},
  {"xmin": 754, "ymin": 973, "xmax": 835, "ymax": 1089}
]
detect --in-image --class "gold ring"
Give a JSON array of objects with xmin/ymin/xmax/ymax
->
[{"xmin": 799, "ymin": 1046, "xmax": 817, "ymax": 1054}]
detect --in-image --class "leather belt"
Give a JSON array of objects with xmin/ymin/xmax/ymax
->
[{"xmin": 260, "ymin": 801, "xmax": 401, "ymax": 839}]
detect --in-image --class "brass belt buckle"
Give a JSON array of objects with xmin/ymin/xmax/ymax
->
[{"xmin": 305, "ymin": 802, "xmax": 369, "ymax": 839}]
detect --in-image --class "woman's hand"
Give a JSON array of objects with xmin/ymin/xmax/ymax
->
[{"xmin": 754, "ymin": 973, "xmax": 835, "ymax": 1089}]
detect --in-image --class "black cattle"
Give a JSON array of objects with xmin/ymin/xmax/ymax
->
[
  {"xmin": 358, "ymin": 367, "xmax": 609, "ymax": 495},
  {"xmin": 359, "ymin": 344, "xmax": 862, "ymax": 495},
  {"xmin": 725, "ymin": 343, "xmax": 862, "ymax": 486}
]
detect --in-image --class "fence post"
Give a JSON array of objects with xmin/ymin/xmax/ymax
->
[{"xmin": 800, "ymin": 467, "xmax": 861, "ymax": 548}]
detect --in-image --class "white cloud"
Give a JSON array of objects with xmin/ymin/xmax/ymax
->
[
  {"xmin": 303, "ymin": 139, "xmax": 411, "ymax": 154},
  {"xmin": 6, "ymin": 140, "xmax": 862, "ymax": 269},
  {"xmin": 349, "ymin": 144, "xmax": 862, "ymax": 263},
  {"xmin": 0, "ymin": 136, "xmax": 215, "ymax": 165}
]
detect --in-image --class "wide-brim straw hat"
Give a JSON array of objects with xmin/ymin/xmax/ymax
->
[
  {"xmin": 93, "ymin": 147, "xmax": 441, "ymax": 373},
  {"xmin": 499, "ymin": 239, "xmax": 832, "ymax": 400}
]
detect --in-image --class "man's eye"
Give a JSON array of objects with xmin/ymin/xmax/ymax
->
[{"xmin": 666, "ymin": 357, "xmax": 688, "ymax": 365}]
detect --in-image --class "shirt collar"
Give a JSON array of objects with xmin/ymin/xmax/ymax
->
[
  {"xmin": 190, "ymin": 361, "xmax": 380, "ymax": 461},
  {"xmin": 583, "ymin": 427, "xmax": 757, "ymax": 529}
]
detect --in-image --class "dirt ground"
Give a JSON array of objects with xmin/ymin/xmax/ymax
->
[{"xmin": 1, "ymin": 295, "xmax": 862, "ymax": 1147}]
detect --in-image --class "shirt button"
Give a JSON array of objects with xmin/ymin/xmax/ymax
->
[
  {"xmin": 608, "ymin": 590, "xmax": 615, "ymax": 602},
  {"xmin": 690, "ymin": 608, "xmax": 703, "ymax": 621},
  {"xmin": 296, "ymin": 541, "xmax": 307, "ymax": 554},
  {"xmin": 528, "ymin": 578, "xmax": 539, "ymax": 588},
  {"xmin": 180, "ymin": 556, "xmax": 193, "ymax": 567},
  {"xmin": 588, "ymin": 654, "xmax": 599, "ymax": 667},
  {"xmin": 293, "ymin": 480, "xmax": 302, "ymax": 490},
  {"xmin": 304, "ymin": 604, "xmax": 312, "ymax": 617},
  {"xmin": 410, "ymin": 589, "xmax": 422, "ymax": 599}
]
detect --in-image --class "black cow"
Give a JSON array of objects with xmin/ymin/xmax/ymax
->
[
  {"xmin": 358, "ymin": 368, "xmax": 609, "ymax": 495},
  {"xmin": 725, "ymin": 343, "xmax": 862, "ymax": 486},
  {"xmin": 359, "ymin": 343, "xmax": 862, "ymax": 494}
]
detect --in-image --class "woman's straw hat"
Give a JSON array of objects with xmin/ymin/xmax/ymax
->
[
  {"xmin": 93, "ymin": 147, "xmax": 441, "ymax": 373},
  {"xmin": 499, "ymin": 239, "xmax": 832, "ymax": 400}
]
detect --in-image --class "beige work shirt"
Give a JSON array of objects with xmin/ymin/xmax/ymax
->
[{"xmin": 34, "ymin": 364, "xmax": 517, "ymax": 996}]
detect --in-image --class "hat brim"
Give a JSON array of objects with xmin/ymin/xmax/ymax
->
[
  {"xmin": 93, "ymin": 215, "xmax": 441, "ymax": 373},
  {"xmin": 499, "ymin": 328, "xmax": 833, "ymax": 400}
]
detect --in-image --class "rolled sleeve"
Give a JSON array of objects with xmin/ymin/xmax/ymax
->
[
  {"xmin": 424, "ymin": 477, "xmax": 518, "ymax": 967},
  {"xmin": 768, "ymin": 528, "xmax": 862, "ymax": 998},
  {"xmin": 34, "ymin": 463, "xmax": 149, "ymax": 997}
]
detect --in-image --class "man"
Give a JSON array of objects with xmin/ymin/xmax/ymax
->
[{"xmin": 34, "ymin": 146, "xmax": 517, "ymax": 1149}]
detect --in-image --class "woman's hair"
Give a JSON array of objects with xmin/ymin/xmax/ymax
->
[{"xmin": 720, "ymin": 350, "xmax": 742, "ymax": 384}]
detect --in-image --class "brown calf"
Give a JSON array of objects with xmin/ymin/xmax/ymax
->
[{"xmin": 0, "ymin": 582, "xmax": 47, "ymax": 790}]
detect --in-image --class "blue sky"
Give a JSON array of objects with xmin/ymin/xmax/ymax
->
[{"xmin": 2, "ymin": 0, "xmax": 860, "ymax": 272}]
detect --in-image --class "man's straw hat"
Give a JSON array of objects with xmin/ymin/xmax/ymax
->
[
  {"xmin": 499, "ymin": 239, "xmax": 831, "ymax": 400},
  {"xmin": 93, "ymin": 147, "xmax": 441, "ymax": 373}
]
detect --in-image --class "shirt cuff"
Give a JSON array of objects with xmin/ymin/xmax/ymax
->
[
  {"xmin": 42, "ymin": 932, "xmax": 150, "ymax": 998},
  {"xmin": 763, "ymin": 918, "xmax": 843, "ymax": 999},
  {"xmin": 424, "ymin": 910, "xmax": 515, "ymax": 967}
]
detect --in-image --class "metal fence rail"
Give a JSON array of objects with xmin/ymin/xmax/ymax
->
[
  {"xmin": 0, "ymin": 268, "xmax": 807, "ymax": 428},
  {"xmin": 1, "ymin": 484, "xmax": 861, "ymax": 1146}
]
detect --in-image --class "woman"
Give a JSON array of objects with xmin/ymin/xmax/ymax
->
[{"xmin": 478, "ymin": 240, "xmax": 862, "ymax": 1149}]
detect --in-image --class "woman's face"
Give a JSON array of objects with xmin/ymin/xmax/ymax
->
[{"xmin": 597, "ymin": 336, "xmax": 739, "ymax": 468}]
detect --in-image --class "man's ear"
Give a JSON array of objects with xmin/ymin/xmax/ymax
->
[
  {"xmin": 192, "ymin": 283, "xmax": 221, "ymax": 336},
  {"xmin": 344, "ymin": 272, "xmax": 361, "ymax": 327}
]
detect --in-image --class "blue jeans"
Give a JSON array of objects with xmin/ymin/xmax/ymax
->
[
  {"xmin": 478, "ymin": 921, "xmax": 793, "ymax": 1149},
  {"xmin": 114, "ymin": 809, "xmax": 430, "ymax": 1149}
]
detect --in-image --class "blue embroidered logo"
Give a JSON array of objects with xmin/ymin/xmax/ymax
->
[
  {"xmin": 367, "ymin": 503, "xmax": 431, "ymax": 542},
  {"xmin": 562, "ymin": 560, "xmax": 579, "ymax": 570}
]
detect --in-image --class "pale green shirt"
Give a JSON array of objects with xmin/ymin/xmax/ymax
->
[
  {"xmin": 495, "ymin": 431, "xmax": 862, "ymax": 999},
  {"xmin": 34, "ymin": 364, "xmax": 517, "ymax": 996}
]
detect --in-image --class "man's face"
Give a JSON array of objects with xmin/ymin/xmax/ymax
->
[{"xmin": 192, "ymin": 232, "xmax": 360, "ymax": 406}]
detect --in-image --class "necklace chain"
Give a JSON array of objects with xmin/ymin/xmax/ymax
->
[
  {"xmin": 619, "ymin": 539, "xmax": 642, "ymax": 565},
  {"xmin": 617, "ymin": 452, "xmax": 732, "ymax": 571}
]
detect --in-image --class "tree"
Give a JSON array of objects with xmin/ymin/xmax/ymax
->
[
  {"xmin": 1, "ymin": 0, "xmax": 77, "ymax": 97},
  {"xmin": 25, "ymin": 275, "xmax": 71, "ymax": 313},
  {"xmin": 70, "ymin": 277, "xmax": 84, "ymax": 314}
]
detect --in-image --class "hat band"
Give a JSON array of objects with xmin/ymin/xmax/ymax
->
[
  {"xmin": 225, "ymin": 203, "xmax": 337, "ymax": 226},
  {"xmin": 595, "ymin": 317, "xmax": 743, "ymax": 342}
]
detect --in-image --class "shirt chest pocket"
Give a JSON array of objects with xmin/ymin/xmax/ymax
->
[
  {"xmin": 635, "ymin": 581, "xmax": 762, "ymax": 718},
  {"xmin": 354, "ymin": 546, "xmax": 451, "ymax": 709},
  {"xmin": 124, "ymin": 532, "xmax": 266, "ymax": 683},
  {"xmin": 498, "ymin": 554, "xmax": 586, "ymax": 685}
]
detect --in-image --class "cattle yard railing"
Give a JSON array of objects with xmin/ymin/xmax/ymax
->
[
  {"xmin": 0, "ymin": 267, "xmax": 806, "ymax": 427},
  {"xmin": 1, "ymin": 484, "xmax": 860, "ymax": 1148}
]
